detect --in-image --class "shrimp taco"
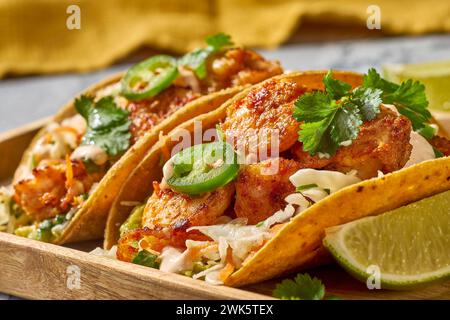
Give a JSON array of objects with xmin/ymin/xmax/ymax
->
[
  {"xmin": 105, "ymin": 69, "xmax": 450, "ymax": 286},
  {"xmin": 0, "ymin": 33, "xmax": 283, "ymax": 244}
]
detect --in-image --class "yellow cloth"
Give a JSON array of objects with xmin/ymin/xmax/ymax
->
[{"xmin": 1, "ymin": 0, "xmax": 449, "ymax": 77}]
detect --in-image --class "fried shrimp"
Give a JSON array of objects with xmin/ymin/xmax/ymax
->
[
  {"xmin": 221, "ymin": 79, "xmax": 305, "ymax": 159},
  {"xmin": 234, "ymin": 157, "xmax": 301, "ymax": 224},
  {"xmin": 14, "ymin": 161, "xmax": 99, "ymax": 221},
  {"xmin": 292, "ymin": 106, "xmax": 413, "ymax": 179}
]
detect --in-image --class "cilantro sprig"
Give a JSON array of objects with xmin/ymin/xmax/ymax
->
[
  {"xmin": 75, "ymin": 95, "xmax": 131, "ymax": 157},
  {"xmin": 178, "ymin": 33, "xmax": 234, "ymax": 79},
  {"xmin": 273, "ymin": 273, "xmax": 340, "ymax": 300},
  {"xmin": 294, "ymin": 69, "xmax": 432, "ymax": 156}
]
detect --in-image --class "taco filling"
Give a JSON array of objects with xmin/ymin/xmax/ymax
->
[
  {"xmin": 113, "ymin": 69, "xmax": 450, "ymax": 285},
  {"xmin": 2, "ymin": 33, "xmax": 282, "ymax": 242}
]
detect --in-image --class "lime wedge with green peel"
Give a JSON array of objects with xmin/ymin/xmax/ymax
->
[
  {"xmin": 383, "ymin": 60, "xmax": 450, "ymax": 111},
  {"xmin": 323, "ymin": 190, "xmax": 450, "ymax": 290}
]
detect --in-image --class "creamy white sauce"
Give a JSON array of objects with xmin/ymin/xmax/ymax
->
[
  {"xmin": 71, "ymin": 145, "xmax": 108, "ymax": 165},
  {"xmin": 289, "ymin": 169, "xmax": 361, "ymax": 194},
  {"xmin": 61, "ymin": 114, "xmax": 87, "ymax": 135},
  {"xmin": 177, "ymin": 66, "xmax": 201, "ymax": 93},
  {"xmin": 404, "ymin": 131, "xmax": 436, "ymax": 167}
]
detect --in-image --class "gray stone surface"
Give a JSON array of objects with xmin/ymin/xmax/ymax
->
[{"xmin": 0, "ymin": 34, "xmax": 449, "ymax": 299}]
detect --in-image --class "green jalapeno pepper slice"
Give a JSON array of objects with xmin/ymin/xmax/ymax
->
[
  {"xmin": 166, "ymin": 141, "xmax": 239, "ymax": 196},
  {"xmin": 121, "ymin": 55, "xmax": 178, "ymax": 100}
]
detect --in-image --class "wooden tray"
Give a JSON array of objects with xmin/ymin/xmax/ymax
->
[{"xmin": 1, "ymin": 116, "xmax": 449, "ymax": 300}]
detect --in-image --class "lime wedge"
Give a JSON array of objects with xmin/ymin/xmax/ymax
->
[
  {"xmin": 383, "ymin": 60, "xmax": 450, "ymax": 111},
  {"xmin": 323, "ymin": 190, "xmax": 450, "ymax": 290}
]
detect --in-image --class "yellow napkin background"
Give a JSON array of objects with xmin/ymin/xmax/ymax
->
[{"xmin": 1, "ymin": 0, "xmax": 449, "ymax": 77}]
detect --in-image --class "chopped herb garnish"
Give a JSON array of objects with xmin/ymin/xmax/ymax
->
[
  {"xmin": 296, "ymin": 183, "xmax": 319, "ymax": 192},
  {"xmin": 294, "ymin": 69, "xmax": 432, "ymax": 156},
  {"xmin": 216, "ymin": 124, "xmax": 226, "ymax": 142},
  {"xmin": 132, "ymin": 250, "xmax": 160, "ymax": 269},
  {"xmin": 53, "ymin": 214, "xmax": 66, "ymax": 225},
  {"xmin": 256, "ymin": 221, "xmax": 264, "ymax": 227},
  {"xmin": 273, "ymin": 273, "xmax": 339, "ymax": 300},
  {"xmin": 75, "ymin": 95, "xmax": 131, "ymax": 157},
  {"xmin": 178, "ymin": 33, "xmax": 233, "ymax": 79},
  {"xmin": 82, "ymin": 158, "xmax": 102, "ymax": 174},
  {"xmin": 36, "ymin": 219, "xmax": 54, "ymax": 242},
  {"xmin": 433, "ymin": 147, "xmax": 444, "ymax": 158}
]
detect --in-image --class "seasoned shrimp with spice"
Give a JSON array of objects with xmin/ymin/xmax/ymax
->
[
  {"xmin": 116, "ymin": 182, "xmax": 235, "ymax": 260},
  {"xmin": 142, "ymin": 182, "xmax": 235, "ymax": 238},
  {"xmin": 234, "ymin": 157, "xmax": 302, "ymax": 225},
  {"xmin": 14, "ymin": 159, "xmax": 101, "ymax": 221},
  {"xmin": 221, "ymin": 79, "xmax": 305, "ymax": 159}
]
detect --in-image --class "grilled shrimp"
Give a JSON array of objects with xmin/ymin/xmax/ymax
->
[
  {"xmin": 205, "ymin": 48, "xmax": 283, "ymax": 92},
  {"xmin": 221, "ymin": 79, "xmax": 305, "ymax": 159},
  {"xmin": 14, "ymin": 161, "xmax": 100, "ymax": 221},
  {"xmin": 126, "ymin": 48, "xmax": 282, "ymax": 143},
  {"xmin": 127, "ymin": 87, "xmax": 201, "ymax": 143},
  {"xmin": 430, "ymin": 135, "xmax": 450, "ymax": 156},
  {"xmin": 234, "ymin": 157, "xmax": 301, "ymax": 225},
  {"xmin": 138, "ymin": 182, "xmax": 235, "ymax": 249},
  {"xmin": 292, "ymin": 106, "xmax": 413, "ymax": 179}
]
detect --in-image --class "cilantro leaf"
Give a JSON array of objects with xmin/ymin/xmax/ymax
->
[
  {"xmin": 132, "ymin": 250, "xmax": 160, "ymax": 269},
  {"xmin": 293, "ymin": 91, "xmax": 336, "ymax": 122},
  {"xmin": 298, "ymin": 118, "xmax": 336, "ymax": 156},
  {"xmin": 273, "ymin": 273, "xmax": 326, "ymax": 300},
  {"xmin": 295, "ymin": 92, "xmax": 365, "ymax": 156},
  {"xmin": 433, "ymin": 147, "xmax": 444, "ymax": 158},
  {"xmin": 75, "ymin": 95, "xmax": 131, "ymax": 157},
  {"xmin": 294, "ymin": 69, "xmax": 432, "ymax": 156},
  {"xmin": 178, "ymin": 49, "xmax": 210, "ymax": 79},
  {"xmin": 179, "ymin": 33, "xmax": 234, "ymax": 79},
  {"xmin": 205, "ymin": 33, "xmax": 233, "ymax": 50},
  {"xmin": 330, "ymin": 102, "xmax": 363, "ymax": 147},
  {"xmin": 363, "ymin": 68, "xmax": 431, "ymax": 132},
  {"xmin": 74, "ymin": 95, "xmax": 93, "ymax": 119},
  {"xmin": 323, "ymin": 70, "xmax": 352, "ymax": 99},
  {"xmin": 294, "ymin": 72, "xmax": 381, "ymax": 156},
  {"xmin": 352, "ymin": 87, "xmax": 382, "ymax": 121}
]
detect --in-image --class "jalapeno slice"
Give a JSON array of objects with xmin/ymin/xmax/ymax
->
[
  {"xmin": 121, "ymin": 55, "xmax": 178, "ymax": 100},
  {"xmin": 166, "ymin": 142, "xmax": 239, "ymax": 196}
]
